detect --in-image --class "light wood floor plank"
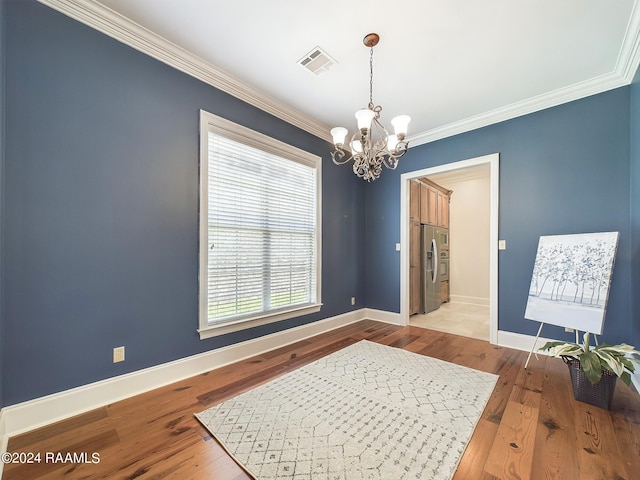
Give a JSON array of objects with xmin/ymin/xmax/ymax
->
[
  {"xmin": 483, "ymin": 384, "xmax": 541, "ymax": 479},
  {"xmin": 575, "ymin": 402, "xmax": 630, "ymax": 480},
  {"xmin": 531, "ymin": 355, "xmax": 579, "ymax": 480},
  {"xmin": 452, "ymin": 419, "xmax": 499, "ymax": 480}
]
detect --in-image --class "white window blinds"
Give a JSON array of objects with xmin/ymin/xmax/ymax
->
[{"xmin": 199, "ymin": 111, "xmax": 321, "ymax": 338}]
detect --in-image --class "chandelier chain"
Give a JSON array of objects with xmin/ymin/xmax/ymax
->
[{"xmin": 369, "ymin": 46, "xmax": 374, "ymax": 107}]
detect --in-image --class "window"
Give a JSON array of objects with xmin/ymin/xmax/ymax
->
[{"xmin": 198, "ymin": 111, "xmax": 322, "ymax": 339}]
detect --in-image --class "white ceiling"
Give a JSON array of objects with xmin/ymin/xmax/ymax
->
[{"xmin": 43, "ymin": 0, "xmax": 640, "ymax": 145}]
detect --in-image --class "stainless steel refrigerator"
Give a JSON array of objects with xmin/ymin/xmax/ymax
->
[{"xmin": 422, "ymin": 225, "xmax": 449, "ymax": 313}]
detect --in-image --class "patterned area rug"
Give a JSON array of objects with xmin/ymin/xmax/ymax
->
[{"xmin": 195, "ymin": 340, "xmax": 498, "ymax": 479}]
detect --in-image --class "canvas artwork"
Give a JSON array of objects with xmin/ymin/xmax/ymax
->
[{"xmin": 524, "ymin": 231, "xmax": 619, "ymax": 335}]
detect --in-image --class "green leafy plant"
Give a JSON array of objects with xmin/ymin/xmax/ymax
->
[{"xmin": 540, "ymin": 332, "xmax": 640, "ymax": 386}]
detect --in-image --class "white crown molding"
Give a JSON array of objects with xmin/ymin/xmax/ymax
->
[
  {"xmin": 616, "ymin": 0, "xmax": 640, "ymax": 81},
  {"xmin": 36, "ymin": 0, "xmax": 333, "ymax": 143},
  {"xmin": 409, "ymin": 2, "xmax": 640, "ymax": 147},
  {"xmin": 36, "ymin": 0, "xmax": 640, "ymax": 148},
  {"xmin": 408, "ymin": 72, "xmax": 630, "ymax": 147}
]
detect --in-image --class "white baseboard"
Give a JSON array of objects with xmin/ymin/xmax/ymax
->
[
  {"xmin": 364, "ymin": 308, "xmax": 404, "ymax": 326},
  {"xmin": 0, "ymin": 309, "xmax": 368, "ymax": 442},
  {"xmin": 495, "ymin": 329, "xmax": 560, "ymax": 370},
  {"xmin": 496, "ymin": 329, "xmax": 558, "ymax": 354},
  {"xmin": 449, "ymin": 295, "xmax": 490, "ymax": 306}
]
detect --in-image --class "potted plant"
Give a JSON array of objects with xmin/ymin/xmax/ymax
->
[{"xmin": 539, "ymin": 332, "xmax": 640, "ymax": 409}]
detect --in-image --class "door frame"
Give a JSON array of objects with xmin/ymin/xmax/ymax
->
[{"xmin": 399, "ymin": 153, "xmax": 499, "ymax": 344}]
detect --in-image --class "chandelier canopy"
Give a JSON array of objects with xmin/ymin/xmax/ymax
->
[{"xmin": 330, "ymin": 33, "xmax": 410, "ymax": 182}]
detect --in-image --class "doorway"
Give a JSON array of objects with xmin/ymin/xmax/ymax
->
[{"xmin": 399, "ymin": 153, "xmax": 499, "ymax": 344}]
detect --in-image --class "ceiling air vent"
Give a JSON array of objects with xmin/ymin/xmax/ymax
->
[{"xmin": 298, "ymin": 47, "xmax": 336, "ymax": 75}]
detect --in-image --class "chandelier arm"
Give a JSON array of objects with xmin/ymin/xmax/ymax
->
[
  {"xmin": 330, "ymin": 147, "xmax": 353, "ymax": 165},
  {"xmin": 381, "ymin": 150, "xmax": 405, "ymax": 170},
  {"xmin": 395, "ymin": 141, "xmax": 409, "ymax": 155}
]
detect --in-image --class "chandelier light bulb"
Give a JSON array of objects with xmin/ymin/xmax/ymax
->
[
  {"xmin": 391, "ymin": 115, "xmax": 411, "ymax": 138},
  {"xmin": 330, "ymin": 127, "xmax": 348, "ymax": 146},
  {"xmin": 355, "ymin": 109, "xmax": 375, "ymax": 132}
]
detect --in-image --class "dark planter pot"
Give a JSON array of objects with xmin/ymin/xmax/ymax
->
[{"xmin": 564, "ymin": 358, "xmax": 617, "ymax": 410}]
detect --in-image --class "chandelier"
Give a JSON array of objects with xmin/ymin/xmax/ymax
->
[{"xmin": 330, "ymin": 33, "xmax": 410, "ymax": 182}]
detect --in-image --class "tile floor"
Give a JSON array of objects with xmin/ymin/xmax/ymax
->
[{"xmin": 409, "ymin": 301, "xmax": 490, "ymax": 341}]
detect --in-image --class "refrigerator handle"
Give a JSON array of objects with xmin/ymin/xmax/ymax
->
[{"xmin": 432, "ymin": 238, "xmax": 438, "ymax": 283}]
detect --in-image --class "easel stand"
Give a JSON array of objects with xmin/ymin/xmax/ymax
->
[
  {"xmin": 524, "ymin": 323, "xmax": 594, "ymax": 369},
  {"xmin": 524, "ymin": 322, "xmax": 544, "ymax": 369}
]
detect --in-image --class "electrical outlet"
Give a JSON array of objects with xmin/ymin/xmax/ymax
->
[
  {"xmin": 113, "ymin": 346, "xmax": 125, "ymax": 363},
  {"xmin": 351, "ymin": 297, "xmax": 356, "ymax": 305}
]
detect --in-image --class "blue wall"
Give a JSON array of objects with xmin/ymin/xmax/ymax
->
[
  {"xmin": 631, "ymin": 67, "xmax": 640, "ymax": 349},
  {"xmin": 365, "ymin": 88, "xmax": 633, "ymax": 345},
  {"xmin": 1, "ymin": 0, "xmax": 365, "ymax": 406},
  {"xmin": 1, "ymin": 0, "xmax": 638, "ymax": 409}
]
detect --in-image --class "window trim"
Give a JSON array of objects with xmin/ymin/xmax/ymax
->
[{"xmin": 198, "ymin": 110, "xmax": 322, "ymax": 339}]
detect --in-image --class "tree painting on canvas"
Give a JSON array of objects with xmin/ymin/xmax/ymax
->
[{"xmin": 524, "ymin": 232, "xmax": 619, "ymax": 335}]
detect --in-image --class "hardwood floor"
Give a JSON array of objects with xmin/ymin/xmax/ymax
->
[{"xmin": 4, "ymin": 320, "xmax": 640, "ymax": 479}]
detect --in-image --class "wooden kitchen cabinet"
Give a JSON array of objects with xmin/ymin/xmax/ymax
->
[
  {"xmin": 437, "ymin": 190, "xmax": 449, "ymax": 228},
  {"xmin": 420, "ymin": 183, "xmax": 438, "ymax": 225},
  {"xmin": 419, "ymin": 180, "xmax": 450, "ymax": 227},
  {"xmin": 410, "ymin": 180, "xmax": 421, "ymax": 222},
  {"xmin": 440, "ymin": 280, "xmax": 450, "ymax": 303}
]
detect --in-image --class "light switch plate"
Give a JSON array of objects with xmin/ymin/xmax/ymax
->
[{"xmin": 498, "ymin": 240, "xmax": 506, "ymax": 250}]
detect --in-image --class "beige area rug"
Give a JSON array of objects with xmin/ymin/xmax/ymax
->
[{"xmin": 195, "ymin": 340, "xmax": 498, "ymax": 480}]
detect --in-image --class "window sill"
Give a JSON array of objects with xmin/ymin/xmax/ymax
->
[{"xmin": 198, "ymin": 303, "xmax": 323, "ymax": 340}]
